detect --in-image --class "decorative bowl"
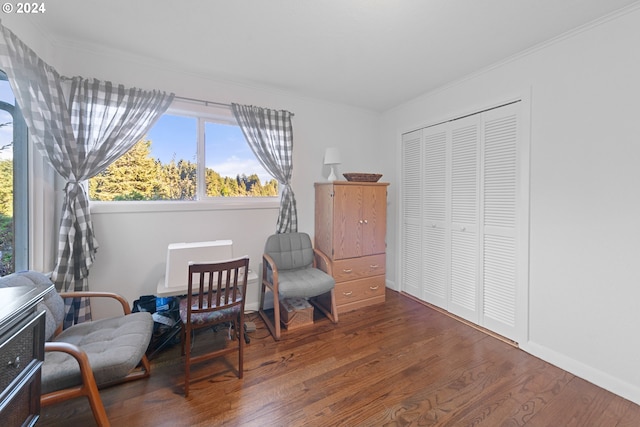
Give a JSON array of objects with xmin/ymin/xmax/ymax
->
[{"xmin": 343, "ymin": 173, "xmax": 383, "ymax": 182}]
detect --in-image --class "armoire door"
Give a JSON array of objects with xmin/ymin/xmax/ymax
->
[
  {"xmin": 362, "ymin": 184, "xmax": 387, "ymax": 256},
  {"xmin": 333, "ymin": 184, "xmax": 361, "ymax": 259},
  {"xmin": 333, "ymin": 184, "xmax": 387, "ymax": 259}
]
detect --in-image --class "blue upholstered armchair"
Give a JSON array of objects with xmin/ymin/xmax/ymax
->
[{"xmin": 259, "ymin": 232, "xmax": 338, "ymax": 340}]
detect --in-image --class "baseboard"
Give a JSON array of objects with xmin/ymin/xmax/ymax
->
[
  {"xmin": 245, "ymin": 301, "xmax": 260, "ymax": 313},
  {"xmin": 522, "ymin": 341, "xmax": 640, "ymax": 406},
  {"xmin": 385, "ymin": 278, "xmax": 397, "ymax": 291}
]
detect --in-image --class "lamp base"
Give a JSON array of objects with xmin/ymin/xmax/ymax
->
[{"xmin": 327, "ymin": 166, "xmax": 337, "ymax": 181}]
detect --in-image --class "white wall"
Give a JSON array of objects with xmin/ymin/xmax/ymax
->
[
  {"xmin": 4, "ymin": 20, "xmax": 383, "ymax": 315},
  {"xmin": 381, "ymin": 6, "xmax": 640, "ymax": 404},
  {"xmin": 59, "ymin": 46, "xmax": 383, "ymax": 315}
]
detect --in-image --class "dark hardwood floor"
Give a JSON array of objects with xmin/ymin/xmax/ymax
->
[{"xmin": 38, "ymin": 289, "xmax": 640, "ymax": 426}]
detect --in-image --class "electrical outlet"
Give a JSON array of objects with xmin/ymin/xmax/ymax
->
[{"xmin": 244, "ymin": 321, "xmax": 256, "ymax": 332}]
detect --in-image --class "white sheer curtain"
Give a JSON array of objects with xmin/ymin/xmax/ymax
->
[
  {"xmin": 231, "ymin": 103, "xmax": 297, "ymax": 233},
  {"xmin": 0, "ymin": 22, "xmax": 174, "ymax": 327}
]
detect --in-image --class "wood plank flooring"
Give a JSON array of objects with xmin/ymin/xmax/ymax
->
[{"xmin": 38, "ymin": 289, "xmax": 640, "ymax": 426}]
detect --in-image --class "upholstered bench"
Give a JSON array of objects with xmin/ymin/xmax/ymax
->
[{"xmin": 0, "ymin": 271, "xmax": 153, "ymax": 427}]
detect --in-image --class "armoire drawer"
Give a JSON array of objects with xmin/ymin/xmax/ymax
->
[
  {"xmin": 334, "ymin": 275, "xmax": 386, "ymax": 306},
  {"xmin": 331, "ymin": 254, "xmax": 385, "ymax": 283}
]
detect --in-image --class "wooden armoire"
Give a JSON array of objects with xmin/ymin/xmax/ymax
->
[{"xmin": 314, "ymin": 181, "xmax": 389, "ymax": 314}]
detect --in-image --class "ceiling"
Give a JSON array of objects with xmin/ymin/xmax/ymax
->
[{"xmin": 16, "ymin": 0, "xmax": 640, "ymax": 111}]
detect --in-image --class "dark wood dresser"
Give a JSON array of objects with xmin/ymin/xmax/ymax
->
[{"xmin": 0, "ymin": 284, "xmax": 51, "ymax": 427}]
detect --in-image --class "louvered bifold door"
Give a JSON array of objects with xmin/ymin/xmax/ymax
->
[
  {"xmin": 448, "ymin": 115, "xmax": 480, "ymax": 323},
  {"xmin": 401, "ymin": 130, "xmax": 423, "ymax": 299},
  {"xmin": 422, "ymin": 125, "xmax": 449, "ymax": 308},
  {"xmin": 480, "ymin": 102, "xmax": 521, "ymax": 341}
]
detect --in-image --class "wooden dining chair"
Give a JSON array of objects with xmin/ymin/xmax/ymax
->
[{"xmin": 179, "ymin": 256, "xmax": 249, "ymax": 397}]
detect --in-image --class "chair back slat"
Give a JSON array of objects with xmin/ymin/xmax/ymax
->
[{"xmin": 187, "ymin": 258, "xmax": 249, "ymax": 317}]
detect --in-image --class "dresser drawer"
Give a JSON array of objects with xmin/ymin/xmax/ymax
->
[
  {"xmin": 0, "ymin": 312, "xmax": 43, "ymax": 394},
  {"xmin": 334, "ymin": 275, "xmax": 385, "ymax": 306},
  {"xmin": 332, "ymin": 254, "xmax": 385, "ymax": 283}
]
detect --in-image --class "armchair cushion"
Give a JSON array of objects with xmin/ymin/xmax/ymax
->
[
  {"xmin": 42, "ymin": 311, "xmax": 153, "ymax": 394},
  {"xmin": 277, "ymin": 267, "xmax": 335, "ymax": 299},
  {"xmin": 0, "ymin": 271, "xmax": 153, "ymax": 394}
]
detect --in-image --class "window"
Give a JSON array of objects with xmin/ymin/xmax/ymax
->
[
  {"xmin": 89, "ymin": 102, "xmax": 278, "ymax": 202},
  {"xmin": 0, "ymin": 71, "xmax": 28, "ymax": 275}
]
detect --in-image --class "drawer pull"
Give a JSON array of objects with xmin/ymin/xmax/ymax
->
[
  {"xmin": 369, "ymin": 286, "xmax": 379, "ymax": 290},
  {"xmin": 7, "ymin": 356, "xmax": 20, "ymax": 369},
  {"xmin": 342, "ymin": 269, "xmax": 353, "ymax": 273},
  {"xmin": 343, "ymin": 291, "xmax": 353, "ymax": 297},
  {"xmin": 369, "ymin": 264, "xmax": 379, "ymax": 269}
]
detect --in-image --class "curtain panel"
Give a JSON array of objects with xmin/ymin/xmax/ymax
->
[
  {"xmin": 0, "ymin": 22, "xmax": 174, "ymax": 327},
  {"xmin": 231, "ymin": 103, "xmax": 297, "ymax": 233}
]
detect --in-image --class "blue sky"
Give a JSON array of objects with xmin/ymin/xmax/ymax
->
[{"xmin": 146, "ymin": 114, "xmax": 272, "ymax": 183}]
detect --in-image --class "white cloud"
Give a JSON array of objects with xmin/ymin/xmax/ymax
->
[{"xmin": 209, "ymin": 155, "xmax": 273, "ymax": 184}]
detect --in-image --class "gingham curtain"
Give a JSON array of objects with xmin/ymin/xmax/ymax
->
[
  {"xmin": 231, "ymin": 103, "xmax": 297, "ymax": 233},
  {"xmin": 0, "ymin": 22, "xmax": 173, "ymax": 327}
]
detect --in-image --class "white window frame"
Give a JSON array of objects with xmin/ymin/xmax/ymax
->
[{"xmin": 90, "ymin": 99, "xmax": 280, "ymax": 214}]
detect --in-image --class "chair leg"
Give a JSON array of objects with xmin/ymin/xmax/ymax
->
[
  {"xmin": 311, "ymin": 289, "xmax": 339, "ymax": 324},
  {"xmin": 258, "ymin": 281, "xmax": 282, "ymax": 341},
  {"xmin": 329, "ymin": 288, "xmax": 339, "ymax": 323},
  {"xmin": 259, "ymin": 295, "xmax": 282, "ymax": 340},
  {"xmin": 237, "ymin": 314, "xmax": 244, "ymax": 378},
  {"xmin": 85, "ymin": 381, "xmax": 110, "ymax": 427},
  {"xmin": 183, "ymin": 323, "xmax": 191, "ymax": 397}
]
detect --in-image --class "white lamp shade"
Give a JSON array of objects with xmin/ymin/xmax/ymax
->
[{"xmin": 324, "ymin": 147, "xmax": 341, "ymax": 165}]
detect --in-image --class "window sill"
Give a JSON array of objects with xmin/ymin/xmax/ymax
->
[{"xmin": 90, "ymin": 198, "xmax": 280, "ymax": 214}]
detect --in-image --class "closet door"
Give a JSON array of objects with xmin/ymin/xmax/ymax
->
[
  {"xmin": 400, "ymin": 100, "xmax": 528, "ymax": 344},
  {"xmin": 480, "ymin": 103, "xmax": 522, "ymax": 340},
  {"xmin": 448, "ymin": 115, "xmax": 480, "ymax": 322},
  {"xmin": 401, "ymin": 130, "xmax": 422, "ymax": 299},
  {"xmin": 422, "ymin": 125, "xmax": 449, "ymax": 308}
]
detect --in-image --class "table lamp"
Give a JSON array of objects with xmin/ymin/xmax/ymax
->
[{"xmin": 324, "ymin": 147, "xmax": 341, "ymax": 181}]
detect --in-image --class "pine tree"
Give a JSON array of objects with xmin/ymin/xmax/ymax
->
[
  {"xmin": 90, "ymin": 140, "xmax": 162, "ymax": 201},
  {"xmin": 0, "ymin": 159, "xmax": 13, "ymax": 216}
]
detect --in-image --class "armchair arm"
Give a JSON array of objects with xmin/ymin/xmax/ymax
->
[
  {"xmin": 262, "ymin": 253, "xmax": 279, "ymax": 294},
  {"xmin": 41, "ymin": 342, "xmax": 100, "ymax": 405},
  {"xmin": 313, "ymin": 248, "xmax": 333, "ymax": 276},
  {"xmin": 59, "ymin": 291, "xmax": 132, "ymax": 315},
  {"xmin": 41, "ymin": 341, "xmax": 111, "ymax": 426}
]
